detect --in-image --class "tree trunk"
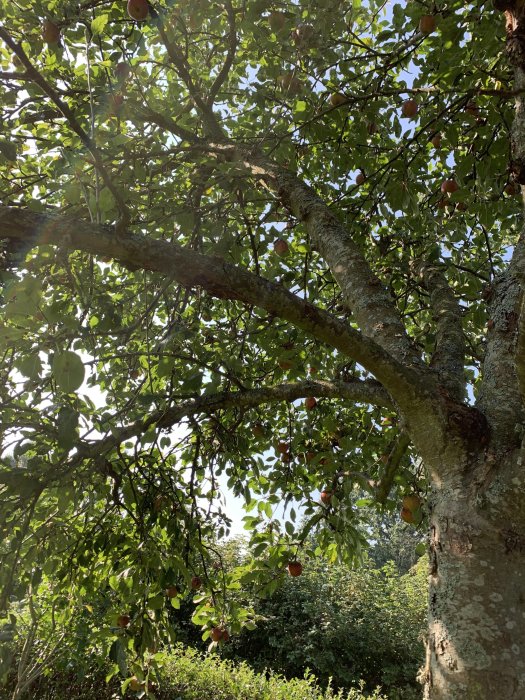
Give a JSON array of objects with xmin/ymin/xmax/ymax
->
[{"xmin": 422, "ymin": 447, "xmax": 525, "ymax": 699}]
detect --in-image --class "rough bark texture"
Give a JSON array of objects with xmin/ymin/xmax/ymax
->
[{"xmin": 422, "ymin": 447, "xmax": 525, "ymax": 699}]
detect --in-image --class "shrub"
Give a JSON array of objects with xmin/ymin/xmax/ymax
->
[
  {"xmin": 1, "ymin": 645, "xmax": 387, "ymax": 700},
  {"xmin": 223, "ymin": 557, "xmax": 427, "ymax": 696}
]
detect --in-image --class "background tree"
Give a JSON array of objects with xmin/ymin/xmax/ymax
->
[{"xmin": 0, "ymin": 1, "xmax": 524, "ymax": 698}]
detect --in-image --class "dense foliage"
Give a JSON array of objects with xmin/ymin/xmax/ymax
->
[
  {"xmin": 0, "ymin": 0, "xmax": 522, "ymax": 696},
  {"xmin": 1, "ymin": 644, "xmax": 389, "ymax": 700},
  {"xmin": 223, "ymin": 558, "xmax": 427, "ymax": 696}
]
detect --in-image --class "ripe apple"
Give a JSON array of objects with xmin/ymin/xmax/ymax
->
[
  {"xmin": 402, "ymin": 494, "xmax": 422, "ymax": 512},
  {"xmin": 42, "ymin": 20, "xmax": 60, "ymax": 44},
  {"xmin": 277, "ymin": 357, "xmax": 293, "ymax": 370},
  {"xmin": 465, "ymin": 101, "xmax": 479, "ymax": 116},
  {"xmin": 117, "ymin": 614, "xmax": 130, "ymax": 628},
  {"xmin": 456, "ymin": 201, "xmax": 468, "ymax": 212},
  {"xmin": 281, "ymin": 452, "xmax": 292, "ymax": 463},
  {"xmin": 308, "ymin": 366, "xmax": 318, "ymax": 374},
  {"xmin": 401, "ymin": 99, "xmax": 418, "ymax": 118},
  {"xmin": 211, "ymin": 626, "xmax": 229, "ymax": 642},
  {"xmin": 430, "ymin": 133, "xmax": 441, "ymax": 148},
  {"xmin": 115, "ymin": 62, "xmax": 131, "ymax": 81},
  {"xmin": 129, "ymin": 676, "xmax": 143, "ymax": 692},
  {"xmin": 274, "ymin": 238, "xmax": 289, "ymax": 256},
  {"xmin": 305, "ymin": 397, "xmax": 317, "ymax": 411},
  {"xmin": 305, "ymin": 451, "xmax": 316, "ymax": 463},
  {"xmin": 441, "ymin": 179, "xmax": 459, "ymax": 194},
  {"xmin": 127, "ymin": 0, "xmax": 149, "ymax": 21},
  {"xmin": 400, "ymin": 507, "xmax": 415, "ymax": 524},
  {"xmin": 356, "ymin": 171, "xmax": 366, "ymax": 186},
  {"xmin": 505, "ymin": 182, "xmax": 519, "ymax": 195},
  {"xmin": 191, "ymin": 575, "xmax": 202, "ymax": 590},
  {"xmin": 419, "ymin": 15, "xmax": 436, "ymax": 34},
  {"xmin": 269, "ymin": 11, "xmax": 286, "ymax": 33},
  {"xmin": 277, "ymin": 441, "xmax": 289, "ymax": 454},
  {"xmin": 252, "ymin": 423, "xmax": 265, "ymax": 438},
  {"xmin": 211, "ymin": 626, "xmax": 223, "ymax": 642},
  {"xmin": 330, "ymin": 92, "xmax": 347, "ymax": 107},
  {"xmin": 320, "ymin": 489, "xmax": 332, "ymax": 505},
  {"xmin": 165, "ymin": 586, "xmax": 178, "ymax": 598},
  {"xmin": 288, "ymin": 561, "xmax": 303, "ymax": 577}
]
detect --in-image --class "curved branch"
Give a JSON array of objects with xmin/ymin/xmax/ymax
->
[
  {"xmin": 0, "ymin": 205, "xmax": 432, "ymax": 412},
  {"xmin": 193, "ymin": 142, "xmax": 425, "ymax": 368},
  {"xmin": 414, "ymin": 261, "xmax": 466, "ymax": 401},
  {"xmin": 77, "ymin": 378, "xmax": 394, "ymax": 460}
]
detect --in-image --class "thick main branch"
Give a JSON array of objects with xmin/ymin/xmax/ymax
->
[{"xmin": 0, "ymin": 205, "xmax": 432, "ymax": 414}]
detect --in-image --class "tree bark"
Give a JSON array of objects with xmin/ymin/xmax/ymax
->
[{"xmin": 422, "ymin": 447, "xmax": 525, "ymax": 699}]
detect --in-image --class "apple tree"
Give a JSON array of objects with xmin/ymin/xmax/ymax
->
[{"xmin": 1, "ymin": 0, "xmax": 525, "ymax": 698}]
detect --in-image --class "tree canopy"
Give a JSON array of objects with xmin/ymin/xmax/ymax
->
[{"xmin": 1, "ymin": 0, "xmax": 524, "ymax": 697}]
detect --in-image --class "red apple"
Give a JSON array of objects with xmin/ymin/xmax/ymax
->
[
  {"xmin": 277, "ymin": 357, "xmax": 293, "ymax": 370},
  {"xmin": 115, "ymin": 62, "xmax": 131, "ymax": 81},
  {"xmin": 274, "ymin": 239, "xmax": 289, "ymax": 256},
  {"xmin": 402, "ymin": 494, "xmax": 422, "ymax": 512},
  {"xmin": 430, "ymin": 133, "xmax": 441, "ymax": 148},
  {"xmin": 441, "ymin": 179, "xmax": 459, "ymax": 194},
  {"xmin": 277, "ymin": 442, "xmax": 289, "ymax": 454},
  {"xmin": 211, "ymin": 626, "xmax": 229, "ymax": 642},
  {"xmin": 401, "ymin": 99, "xmax": 418, "ymax": 118},
  {"xmin": 42, "ymin": 20, "xmax": 60, "ymax": 44},
  {"xmin": 210, "ymin": 626, "xmax": 223, "ymax": 642},
  {"xmin": 117, "ymin": 614, "xmax": 130, "ymax": 628},
  {"xmin": 165, "ymin": 586, "xmax": 178, "ymax": 598},
  {"xmin": 269, "ymin": 11, "xmax": 286, "ymax": 33},
  {"xmin": 288, "ymin": 561, "xmax": 303, "ymax": 577},
  {"xmin": 191, "ymin": 575, "xmax": 202, "ymax": 590},
  {"xmin": 308, "ymin": 366, "xmax": 318, "ymax": 374},
  {"xmin": 400, "ymin": 507, "xmax": 415, "ymax": 524},
  {"xmin": 320, "ymin": 490, "xmax": 332, "ymax": 505},
  {"xmin": 127, "ymin": 0, "xmax": 149, "ymax": 21},
  {"xmin": 129, "ymin": 677, "xmax": 143, "ymax": 692},
  {"xmin": 252, "ymin": 423, "xmax": 265, "ymax": 438},
  {"xmin": 505, "ymin": 182, "xmax": 519, "ymax": 195},
  {"xmin": 356, "ymin": 171, "xmax": 366, "ymax": 186},
  {"xmin": 419, "ymin": 15, "xmax": 436, "ymax": 34},
  {"xmin": 305, "ymin": 397, "xmax": 317, "ymax": 411}
]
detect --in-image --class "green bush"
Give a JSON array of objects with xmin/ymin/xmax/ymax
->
[
  {"xmin": 1, "ymin": 645, "xmax": 387, "ymax": 700},
  {"xmin": 223, "ymin": 557, "xmax": 427, "ymax": 697},
  {"xmin": 161, "ymin": 645, "xmax": 387, "ymax": 700}
]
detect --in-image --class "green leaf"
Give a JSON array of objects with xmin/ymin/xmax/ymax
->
[
  {"xmin": 91, "ymin": 14, "xmax": 109, "ymax": 35},
  {"xmin": 51, "ymin": 351, "xmax": 85, "ymax": 393}
]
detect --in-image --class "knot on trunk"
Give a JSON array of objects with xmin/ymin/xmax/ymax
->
[{"xmin": 439, "ymin": 389, "xmax": 491, "ymax": 450}]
